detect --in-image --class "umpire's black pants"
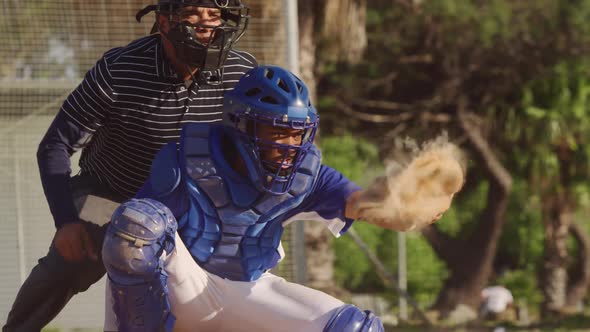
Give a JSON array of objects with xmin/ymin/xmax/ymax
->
[{"xmin": 2, "ymin": 174, "xmax": 126, "ymax": 332}]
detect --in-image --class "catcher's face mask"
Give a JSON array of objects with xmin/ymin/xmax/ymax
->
[
  {"xmin": 136, "ymin": 0, "xmax": 249, "ymax": 85},
  {"xmin": 223, "ymin": 66, "xmax": 319, "ymax": 195}
]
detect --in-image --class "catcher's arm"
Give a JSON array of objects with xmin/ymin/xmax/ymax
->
[{"xmin": 345, "ymin": 146, "xmax": 465, "ymax": 232}]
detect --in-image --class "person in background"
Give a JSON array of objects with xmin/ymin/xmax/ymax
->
[{"xmin": 480, "ymin": 285, "xmax": 515, "ymax": 321}]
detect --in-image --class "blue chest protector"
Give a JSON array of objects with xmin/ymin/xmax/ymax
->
[{"xmin": 150, "ymin": 123, "xmax": 321, "ymax": 281}]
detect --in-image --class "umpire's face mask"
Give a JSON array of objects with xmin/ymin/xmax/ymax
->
[
  {"xmin": 137, "ymin": 2, "xmax": 250, "ymax": 84},
  {"xmin": 164, "ymin": 7, "xmax": 229, "ymax": 70}
]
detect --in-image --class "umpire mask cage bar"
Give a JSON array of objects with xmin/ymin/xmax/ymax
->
[{"xmin": 136, "ymin": 0, "xmax": 250, "ymax": 85}]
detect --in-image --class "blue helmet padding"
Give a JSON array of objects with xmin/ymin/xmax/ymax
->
[
  {"xmin": 223, "ymin": 65, "xmax": 318, "ymax": 126},
  {"xmin": 323, "ymin": 304, "xmax": 384, "ymax": 332}
]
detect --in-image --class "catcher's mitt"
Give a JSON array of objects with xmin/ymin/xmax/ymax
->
[{"xmin": 354, "ymin": 139, "xmax": 466, "ymax": 231}]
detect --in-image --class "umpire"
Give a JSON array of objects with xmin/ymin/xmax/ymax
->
[{"xmin": 3, "ymin": 1, "xmax": 256, "ymax": 330}]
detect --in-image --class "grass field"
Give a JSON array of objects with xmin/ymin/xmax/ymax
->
[
  {"xmin": 42, "ymin": 312, "xmax": 590, "ymax": 331},
  {"xmin": 385, "ymin": 313, "xmax": 590, "ymax": 331}
]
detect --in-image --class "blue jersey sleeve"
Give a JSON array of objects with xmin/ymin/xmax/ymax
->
[{"xmin": 291, "ymin": 165, "xmax": 362, "ymax": 236}]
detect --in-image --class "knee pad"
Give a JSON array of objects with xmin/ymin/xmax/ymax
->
[
  {"xmin": 324, "ymin": 304, "xmax": 384, "ymax": 332},
  {"xmin": 102, "ymin": 198, "xmax": 178, "ymax": 332},
  {"xmin": 103, "ymin": 198, "xmax": 177, "ymax": 280}
]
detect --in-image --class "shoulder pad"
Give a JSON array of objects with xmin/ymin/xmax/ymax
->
[{"xmin": 150, "ymin": 142, "xmax": 181, "ymax": 197}]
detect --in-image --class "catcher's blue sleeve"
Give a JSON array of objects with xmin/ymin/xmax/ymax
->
[{"xmin": 288, "ymin": 165, "xmax": 362, "ymax": 236}]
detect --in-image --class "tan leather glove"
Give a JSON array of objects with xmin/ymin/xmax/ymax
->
[{"xmin": 352, "ymin": 141, "xmax": 466, "ymax": 231}]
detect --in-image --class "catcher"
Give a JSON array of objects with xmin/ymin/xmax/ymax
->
[{"xmin": 102, "ymin": 65, "xmax": 465, "ymax": 331}]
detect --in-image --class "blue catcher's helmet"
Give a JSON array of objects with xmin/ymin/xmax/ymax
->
[
  {"xmin": 136, "ymin": 0, "xmax": 249, "ymax": 85},
  {"xmin": 223, "ymin": 65, "xmax": 319, "ymax": 195}
]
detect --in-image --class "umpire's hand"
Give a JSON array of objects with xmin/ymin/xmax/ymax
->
[{"xmin": 53, "ymin": 222, "xmax": 99, "ymax": 262}]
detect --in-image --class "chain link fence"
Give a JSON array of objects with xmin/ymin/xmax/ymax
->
[{"xmin": 0, "ymin": 1, "xmax": 297, "ymax": 330}]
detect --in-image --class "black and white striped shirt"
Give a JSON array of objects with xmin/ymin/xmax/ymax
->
[{"xmin": 38, "ymin": 34, "xmax": 256, "ymax": 227}]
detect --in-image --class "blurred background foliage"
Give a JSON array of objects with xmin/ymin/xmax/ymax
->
[
  {"xmin": 311, "ymin": 0, "xmax": 590, "ymax": 324},
  {"xmin": 5, "ymin": 0, "xmax": 590, "ymax": 329}
]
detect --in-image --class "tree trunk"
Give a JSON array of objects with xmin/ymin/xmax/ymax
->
[
  {"xmin": 421, "ymin": 103, "xmax": 512, "ymax": 317},
  {"xmin": 541, "ymin": 143, "xmax": 576, "ymax": 315},
  {"xmin": 298, "ymin": 0, "xmax": 367, "ymax": 293},
  {"xmin": 424, "ymin": 179, "xmax": 510, "ymax": 316},
  {"xmin": 565, "ymin": 222, "xmax": 590, "ymax": 309},
  {"xmin": 321, "ymin": 0, "xmax": 367, "ymax": 64},
  {"xmin": 541, "ymin": 193, "xmax": 573, "ymax": 315},
  {"xmin": 298, "ymin": 0, "xmax": 320, "ymax": 102},
  {"xmin": 298, "ymin": 0, "xmax": 332, "ymax": 290}
]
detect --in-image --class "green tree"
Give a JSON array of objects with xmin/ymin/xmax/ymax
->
[
  {"xmin": 317, "ymin": 0, "xmax": 590, "ymax": 317},
  {"xmin": 508, "ymin": 62, "xmax": 590, "ymax": 314},
  {"xmin": 320, "ymin": 135, "xmax": 383, "ymax": 291},
  {"xmin": 323, "ymin": 134, "xmax": 450, "ymax": 307}
]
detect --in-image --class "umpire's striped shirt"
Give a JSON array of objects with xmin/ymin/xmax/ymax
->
[{"xmin": 38, "ymin": 34, "xmax": 257, "ymax": 228}]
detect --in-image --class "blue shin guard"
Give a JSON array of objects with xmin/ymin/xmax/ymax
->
[
  {"xmin": 103, "ymin": 199, "xmax": 178, "ymax": 332},
  {"xmin": 323, "ymin": 304, "xmax": 384, "ymax": 332},
  {"xmin": 109, "ymin": 275, "xmax": 176, "ymax": 332}
]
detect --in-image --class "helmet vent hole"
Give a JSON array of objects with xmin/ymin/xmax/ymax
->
[
  {"xmin": 296, "ymin": 82, "xmax": 303, "ymax": 93},
  {"xmin": 277, "ymin": 79, "xmax": 290, "ymax": 93},
  {"xmin": 245, "ymin": 87, "xmax": 261, "ymax": 97},
  {"xmin": 260, "ymin": 96, "xmax": 279, "ymax": 104},
  {"xmin": 264, "ymin": 68, "xmax": 274, "ymax": 79}
]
